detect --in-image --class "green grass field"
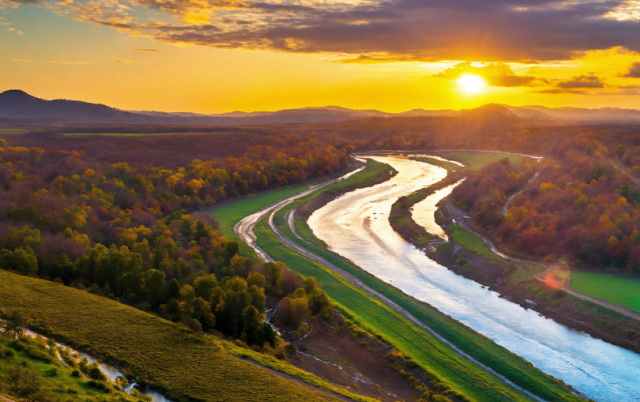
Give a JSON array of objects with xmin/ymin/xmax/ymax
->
[
  {"xmin": 0, "ymin": 334, "xmax": 142, "ymax": 401},
  {"xmin": 62, "ymin": 132, "xmax": 233, "ymax": 137},
  {"xmin": 570, "ymin": 271, "xmax": 640, "ymax": 313},
  {"xmin": 0, "ymin": 271, "xmax": 344, "ymax": 402},
  {"xmin": 445, "ymin": 152, "xmax": 524, "ymax": 170}
]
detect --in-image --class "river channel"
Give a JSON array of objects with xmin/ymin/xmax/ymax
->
[{"xmin": 308, "ymin": 155, "xmax": 640, "ymax": 402}]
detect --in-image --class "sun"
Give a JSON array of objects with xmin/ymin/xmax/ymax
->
[{"xmin": 457, "ymin": 74, "xmax": 485, "ymax": 94}]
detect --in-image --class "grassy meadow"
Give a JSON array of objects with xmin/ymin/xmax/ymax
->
[
  {"xmin": 570, "ymin": 271, "xmax": 640, "ymax": 313},
  {"xmin": 0, "ymin": 334, "xmax": 142, "ymax": 401},
  {"xmin": 444, "ymin": 152, "xmax": 525, "ymax": 170},
  {"xmin": 0, "ymin": 270, "xmax": 343, "ymax": 402}
]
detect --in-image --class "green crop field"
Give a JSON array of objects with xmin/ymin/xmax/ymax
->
[
  {"xmin": 62, "ymin": 132, "xmax": 233, "ymax": 137},
  {"xmin": 0, "ymin": 271, "xmax": 344, "ymax": 402},
  {"xmin": 570, "ymin": 271, "xmax": 640, "ymax": 313},
  {"xmin": 445, "ymin": 152, "xmax": 524, "ymax": 170}
]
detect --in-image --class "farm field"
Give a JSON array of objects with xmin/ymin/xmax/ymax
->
[
  {"xmin": 0, "ymin": 270, "xmax": 344, "ymax": 402},
  {"xmin": 570, "ymin": 271, "xmax": 640, "ymax": 314}
]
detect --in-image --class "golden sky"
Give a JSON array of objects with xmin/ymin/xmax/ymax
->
[{"xmin": 2, "ymin": 0, "xmax": 640, "ymax": 113}]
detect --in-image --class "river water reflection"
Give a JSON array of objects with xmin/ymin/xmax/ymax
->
[{"xmin": 308, "ymin": 155, "xmax": 640, "ymax": 402}]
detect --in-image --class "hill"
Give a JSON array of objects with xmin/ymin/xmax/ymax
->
[
  {"xmin": 0, "ymin": 270, "xmax": 343, "ymax": 402},
  {"xmin": 3, "ymin": 89, "xmax": 640, "ymax": 125}
]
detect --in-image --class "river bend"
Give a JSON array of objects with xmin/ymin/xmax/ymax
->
[{"xmin": 308, "ymin": 155, "xmax": 640, "ymax": 402}]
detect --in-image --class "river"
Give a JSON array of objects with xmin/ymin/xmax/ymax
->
[{"xmin": 308, "ymin": 155, "xmax": 640, "ymax": 402}]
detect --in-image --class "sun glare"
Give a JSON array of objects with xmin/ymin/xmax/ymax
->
[{"xmin": 457, "ymin": 74, "xmax": 485, "ymax": 94}]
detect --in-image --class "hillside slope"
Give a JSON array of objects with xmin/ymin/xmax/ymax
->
[{"xmin": 0, "ymin": 270, "xmax": 341, "ymax": 402}]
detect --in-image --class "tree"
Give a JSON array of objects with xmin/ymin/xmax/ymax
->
[
  {"xmin": 275, "ymin": 297, "xmax": 309, "ymax": 329},
  {"xmin": 265, "ymin": 262, "xmax": 284, "ymax": 294},
  {"xmin": 193, "ymin": 275, "xmax": 217, "ymax": 302},
  {"xmin": 242, "ymin": 305, "xmax": 262, "ymax": 345},
  {"xmin": 144, "ymin": 269, "xmax": 167, "ymax": 308},
  {"xmin": 0, "ymin": 247, "xmax": 38, "ymax": 277},
  {"xmin": 5, "ymin": 311, "xmax": 27, "ymax": 339}
]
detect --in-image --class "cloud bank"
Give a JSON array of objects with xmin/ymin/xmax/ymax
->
[{"xmin": 41, "ymin": 0, "xmax": 640, "ymax": 63}]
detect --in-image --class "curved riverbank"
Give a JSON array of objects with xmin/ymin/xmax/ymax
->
[{"xmin": 308, "ymin": 155, "xmax": 640, "ymax": 402}]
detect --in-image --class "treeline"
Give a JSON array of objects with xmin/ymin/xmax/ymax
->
[
  {"xmin": 452, "ymin": 139, "xmax": 640, "ymax": 275},
  {"xmin": 0, "ymin": 136, "xmax": 342, "ymax": 350}
]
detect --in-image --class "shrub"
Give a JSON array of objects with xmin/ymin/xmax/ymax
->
[
  {"xmin": 71, "ymin": 370, "xmax": 81, "ymax": 377},
  {"xmin": 89, "ymin": 365, "xmax": 106, "ymax": 381}
]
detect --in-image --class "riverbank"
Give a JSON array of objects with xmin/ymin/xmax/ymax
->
[
  {"xmin": 389, "ymin": 163, "xmax": 640, "ymax": 355},
  {"xmin": 261, "ymin": 158, "xmax": 585, "ymax": 402}
]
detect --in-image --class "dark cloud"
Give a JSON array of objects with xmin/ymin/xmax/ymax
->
[
  {"xmin": 622, "ymin": 62, "xmax": 640, "ymax": 78},
  {"xmin": 557, "ymin": 73, "xmax": 606, "ymax": 89},
  {"xmin": 434, "ymin": 61, "xmax": 540, "ymax": 87},
  {"xmin": 133, "ymin": 47, "xmax": 158, "ymax": 52},
  {"xmin": 536, "ymin": 88, "xmax": 587, "ymax": 95},
  {"xmin": 49, "ymin": 0, "xmax": 640, "ymax": 62}
]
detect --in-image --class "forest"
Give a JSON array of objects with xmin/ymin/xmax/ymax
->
[
  {"xmin": 451, "ymin": 135, "xmax": 640, "ymax": 275},
  {"xmin": 0, "ymin": 135, "xmax": 344, "ymax": 352}
]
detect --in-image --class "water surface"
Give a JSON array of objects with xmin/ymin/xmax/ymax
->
[{"xmin": 308, "ymin": 155, "xmax": 640, "ymax": 402}]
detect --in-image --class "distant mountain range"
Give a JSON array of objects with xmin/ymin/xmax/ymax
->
[{"xmin": 2, "ymin": 89, "xmax": 640, "ymax": 125}]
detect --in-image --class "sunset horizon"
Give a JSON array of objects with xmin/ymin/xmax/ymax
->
[{"xmin": 3, "ymin": 0, "xmax": 640, "ymax": 113}]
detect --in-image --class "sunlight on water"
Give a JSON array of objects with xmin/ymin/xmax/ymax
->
[{"xmin": 309, "ymin": 155, "xmax": 640, "ymax": 402}]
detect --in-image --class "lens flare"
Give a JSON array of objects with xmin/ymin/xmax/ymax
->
[{"xmin": 457, "ymin": 74, "xmax": 485, "ymax": 94}]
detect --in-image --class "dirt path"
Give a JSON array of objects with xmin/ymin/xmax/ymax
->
[
  {"xmin": 0, "ymin": 395, "xmax": 15, "ymax": 402},
  {"xmin": 502, "ymin": 172, "xmax": 539, "ymax": 216},
  {"xmin": 269, "ymin": 209, "xmax": 545, "ymax": 402},
  {"xmin": 564, "ymin": 287, "xmax": 640, "ymax": 321},
  {"xmin": 446, "ymin": 202, "xmax": 640, "ymax": 323},
  {"xmin": 614, "ymin": 160, "xmax": 640, "ymax": 186},
  {"xmin": 233, "ymin": 167, "xmax": 364, "ymax": 262}
]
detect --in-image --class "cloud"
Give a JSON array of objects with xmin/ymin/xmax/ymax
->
[
  {"xmin": 622, "ymin": 61, "xmax": 640, "ymax": 78},
  {"xmin": 557, "ymin": 73, "xmax": 606, "ymax": 89},
  {"xmin": 133, "ymin": 47, "xmax": 157, "ymax": 51},
  {"xmin": 0, "ymin": 0, "xmax": 42, "ymax": 8},
  {"xmin": 115, "ymin": 59, "xmax": 149, "ymax": 63},
  {"xmin": 8, "ymin": 27, "xmax": 25, "ymax": 34},
  {"xmin": 5, "ymin": 0, "xmax": 640, "ymax": 63},
  {"xmin": 536, "ymin": 88, "xmax": 587, "ymax": 95},
  {"xmin": 434, "ymin": 61, "xmax": 540, "ymax": 87},
  {"xmin": 10, "ymin": 58, "xmax": 34, "ymax": 62},
  {"xmin": 49, "ymin": 60, "xmax": 94, "ymax": 64}
]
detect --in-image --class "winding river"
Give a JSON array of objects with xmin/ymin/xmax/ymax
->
[{"xmin": 308, "ymin": 155, "xmax": 640, "ymax": 402}]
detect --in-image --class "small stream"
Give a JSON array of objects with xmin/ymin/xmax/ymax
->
[{"xmin": 12, "ymin": 325, "xmax": 172, "ymax": 402}]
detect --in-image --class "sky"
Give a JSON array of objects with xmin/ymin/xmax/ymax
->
[{"xmin": 2, "ymin": 0, "xmax": 640, "ymax": 113}]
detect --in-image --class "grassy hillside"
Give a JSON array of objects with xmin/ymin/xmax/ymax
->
[
  {"xmin": 570, "ymin": 271, "xmax": 640, "ymax": 313},
  {"xmin": 0, "ymin": 334, "xmax": 143, "ymax": 402},
  {"xmin": 0, "ymin": 270, "xmax": 344, "ymax": 402}
]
